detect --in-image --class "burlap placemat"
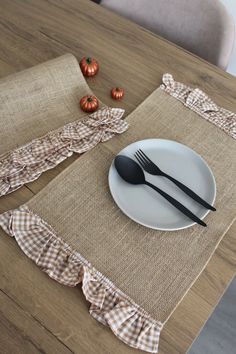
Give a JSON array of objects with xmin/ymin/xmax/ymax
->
[
  {"xmin": 0, "ymin": 53, "xmax": 93, "ymax": 155},
  {"xmin": 1, "ymin": 75, "xmax": 235, "ymax": 353},
  {"xmin": 0, "ymin": 54, "xmax": 127, "ymax": 196}
]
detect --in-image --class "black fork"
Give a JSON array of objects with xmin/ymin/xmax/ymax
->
[{"xmin": 134, "ymin": 149, "xmax": 216, "ymax": 211}]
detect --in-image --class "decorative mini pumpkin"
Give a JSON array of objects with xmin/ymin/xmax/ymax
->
[
  {"xmin": 80, "ymin": 95, "xmax": 99, "ymax": 113},
  {"xmin": 79, "ymin": 57, "xmax": 99, "ymax": 77},
  {"xmin": 111, "ymin": 87, "xmax": 125, "ymax": 100}
]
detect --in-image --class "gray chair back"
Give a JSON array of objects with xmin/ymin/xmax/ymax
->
[{"xmin": 101, "ymin": 0, "xmax": 235, "ymax": 70}]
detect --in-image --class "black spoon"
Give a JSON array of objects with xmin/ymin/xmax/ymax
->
[{"xmin": 114, "ymin": 155, "xmax": 207, "ymax": 227}]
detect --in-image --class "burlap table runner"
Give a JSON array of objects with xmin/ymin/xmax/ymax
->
[
  {"xmin": 0, "ymin": 53, "xmax": 93, "ymax": 155},
  {"xmin": 0, "ymin": 54, "xmax": 127, "ymax": 196},
  {"xmin": 0, "ymin": 75, "xmax": 235, "ymax": 353}
]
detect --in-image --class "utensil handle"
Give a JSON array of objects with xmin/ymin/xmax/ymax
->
[
  {"xmin": 145, "ymin": 181, "xmax": 207, "ymax": 227},
  {"xmin": 161, "ymin": 173, "xmax": 216, "ymax": 211}
]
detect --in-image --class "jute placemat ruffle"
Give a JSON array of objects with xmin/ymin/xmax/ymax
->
[
  {"xmin": 0, "ymin": 74, "xmax": 235, "ymax": 352},
  {"xmin": 0, "ymin": 54, "xmax": 128, "ymax": 196}
]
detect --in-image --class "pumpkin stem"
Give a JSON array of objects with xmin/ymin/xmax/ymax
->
[
  {"xmin": 116, "ymin": 87, "xmax": 120, "ymax": 91},
  {"xmin": 87, "ymin": 97, "xmax": 93, "ymax": 102},
  {"xmin": 86, "ymin": 57, "xmax": 92, "ymax": 64}
]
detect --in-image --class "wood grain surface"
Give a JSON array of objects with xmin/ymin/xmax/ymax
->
[{"xmin": 0, "ymin": 0, "xmax": 235, "ymax": 353}]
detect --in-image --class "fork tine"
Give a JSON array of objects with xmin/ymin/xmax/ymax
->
[
  {"xmin": 137, "ymin": 151, "xmax": 149, "ymax": 167},
  {"xmin": 136, "ymin": 150, "xmax": 148, "ymax": 166},
  {"xmin": 138, "ymin": 149, "xmax": 153, "ymax": 163},
  {"xmin": 134, "ymin": 152, "xmax": 145, "ymax": 167},
  {"xmin": 134, "ymin": 151, "xmax": 143, "ymax": 163},
  {"xmin": 135, "ymin": 151, "xmax": 148, "ymax": 167}
]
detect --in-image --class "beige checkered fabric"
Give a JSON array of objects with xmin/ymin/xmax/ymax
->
[
  {"xmin": 161, "ymin": 73, "xmax": 236, "ymax": 139},
  {"xmin": 0, "ymin": 107, "xmax": 128, "ymax": 197},
  {"xmin": 0, "ymin": 205, "xmax": 163, "ymax": 353}
]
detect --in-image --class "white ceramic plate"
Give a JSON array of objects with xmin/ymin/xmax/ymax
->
[{"xmin": 108, "ymin": 139, "xmax": 216, "ymax": 231}]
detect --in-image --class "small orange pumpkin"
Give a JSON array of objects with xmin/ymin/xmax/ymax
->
[
  {"xmin": 111, "ymin": 87, "xmax": 125, "ymax": 100},
  {"xmin": 80, "ymin": 95, "xmax": 99, "ymax": 113},
  {"xmin": 80, "ymin": 57, "xmax": 99, "ymax": 77}
]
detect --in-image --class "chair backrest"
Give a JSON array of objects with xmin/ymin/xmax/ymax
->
[{"xmin": 101, "ymin": 0, "xmax": 235, "ymax": 70}]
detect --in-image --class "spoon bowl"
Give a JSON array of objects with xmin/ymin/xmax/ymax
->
[{"xmin": 114, "ymin": 155, "xmax": 145, "ymax": 185}]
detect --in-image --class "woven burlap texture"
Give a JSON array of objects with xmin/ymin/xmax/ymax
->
[
  {"xmin": 0, "ymin": 53, "xmax": 94, "ymax": 155},
  {"xmin": 27, "ymin": 86, "xmax": 236, "ymax": 324}
]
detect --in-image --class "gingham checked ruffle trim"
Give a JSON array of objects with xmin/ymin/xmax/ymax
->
[
  {"xmin": 161, "ymin": 74, "xmax": 236, "ymax": 139},
  {"xmin": 0, "ymin": 205, "xmax": 163, "ymax": 353},
  {"xmin": 0, "ymin": 107, "xmax": 128, "ymax": 197}
]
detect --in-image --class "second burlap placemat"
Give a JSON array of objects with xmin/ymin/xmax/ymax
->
[
  {"xmin": 0, "ymin": 54, "xmax": 127, "ymax": 196},
  {"xmin": 1, "ymin": 75, "xmax": 235, "ymax": 352},
  {"xmin": 0, "ymin": 53, "xmax": 93, "ymax": 155}
]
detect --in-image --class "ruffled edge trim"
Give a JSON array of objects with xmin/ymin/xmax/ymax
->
[
  {"xmin": 0, "ymin": 205, "xmax": 163, "ymax": 353},
  {"xmin": 0, "ymin": 107, "xmax": 128, "ymax": 197},
  {"xmin": 160, "ymin": 73, "xmax": 236, "ymax": 139}
]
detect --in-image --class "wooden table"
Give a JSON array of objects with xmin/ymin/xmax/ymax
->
[{"xmin": 0, "ymin": 1, "xmax": 235, "ymax": 353}]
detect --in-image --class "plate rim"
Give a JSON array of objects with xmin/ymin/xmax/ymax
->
[{"xmin": 108, "ymin": 138, "xmax": 216, "ymax": 231}]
